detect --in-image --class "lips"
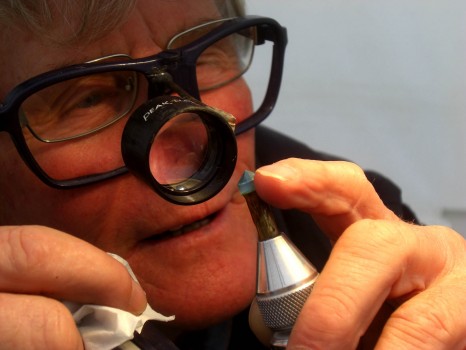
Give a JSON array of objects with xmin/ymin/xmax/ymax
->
[{"xmin": 147, "ymin": 212, "xmax": 217, "ymax": 242}]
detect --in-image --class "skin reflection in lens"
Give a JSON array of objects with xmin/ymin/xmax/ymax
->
[{"xmin": 150, "ymin": 113, "xmax": 208, "ymax": 185}]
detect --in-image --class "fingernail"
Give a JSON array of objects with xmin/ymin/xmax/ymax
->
[
  {"xmin": 257, "ymin": 163, "xmax": 298, "ymax": 181},
  {"xmin": 130, "ymin": 279, "xmax": 147, "ymax": 315}
]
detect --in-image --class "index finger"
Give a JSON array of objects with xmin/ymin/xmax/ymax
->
[
  {"xmin": 0, "ymin": 225, "xmax": 147, "ymax": 314},
  {"xmin": 254, "ymin": 158, "xmax": 400, "ymax": 241}
]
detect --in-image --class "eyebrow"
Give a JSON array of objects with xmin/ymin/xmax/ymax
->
[
  {"xmin": 44, "ymin": 55, "xmax": 121, "ymax": 72},
  {"xmin": 45, "ymin": 59, "xmax": 85, "ymax": 72}
]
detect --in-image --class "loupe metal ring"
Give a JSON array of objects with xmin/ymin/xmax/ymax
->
[{"xmin": 121, "ymin": 95, "xmax": 237, "ymax": 205}]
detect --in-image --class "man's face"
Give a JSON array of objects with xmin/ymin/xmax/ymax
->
[{"xmin": 0, "ymin": 0, "xmax": 258, "ymax": 328}]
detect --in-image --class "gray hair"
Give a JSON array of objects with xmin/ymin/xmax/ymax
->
[
  {"xmin": 0, "ymin": 0, "xmax": 136, "ymax": 44},
  {"xmin": 0, "ymin": 0, "xmax": 245, "ymax": 44}
]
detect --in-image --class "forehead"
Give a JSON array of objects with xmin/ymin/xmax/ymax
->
[{"xmin": 0, "ymin": 0, "xmax": 224, "ymax": 98}]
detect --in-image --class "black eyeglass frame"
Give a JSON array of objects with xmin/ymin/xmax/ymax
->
[{"xmin": 0, "ymin": 16, "xmax": 288, "ymax": 189}]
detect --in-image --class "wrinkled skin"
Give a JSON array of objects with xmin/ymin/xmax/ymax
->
[
  {"xmin": 0, "ymin": 0, "xmax": 258, "ymax": 342},
  {"xmin": 1, "ymin": 1, "xmax": 465, "ymax": 349}
]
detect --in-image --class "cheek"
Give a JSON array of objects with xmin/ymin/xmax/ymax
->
[
  {"xmin": 0, "ymin": 133, "xmax": 56, "ymax": 224},
  {"xmin": 199, "ymin": 79, "xmax": 256, "ymax": 172},
  {"xmin": 0, "ymin": 131, "xmax": 120, "ymax": 233},
  {"xmin": 23, "ymin": 120, "xmax": 126, "ymax": 180}
]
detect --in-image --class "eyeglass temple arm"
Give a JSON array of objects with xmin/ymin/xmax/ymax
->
[{"xmin": 235, "ymin": 22, "xmax": 288, "ymax": 135}]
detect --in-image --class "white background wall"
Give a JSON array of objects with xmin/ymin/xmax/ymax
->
[{"xmin": 245, "ymin": 0, "xmax": 466, "ymax": 235}]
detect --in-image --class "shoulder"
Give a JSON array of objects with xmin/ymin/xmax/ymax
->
[{"xmin": 255, "ymin": 125, "xmax": 341, "ymax": 163}]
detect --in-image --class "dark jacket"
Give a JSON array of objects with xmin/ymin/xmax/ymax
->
[{"xmin": 139, "ymin": 126, "xmax": 418, "ymax": 350}]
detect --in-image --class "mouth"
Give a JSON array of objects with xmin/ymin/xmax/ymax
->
[{"xmin": 145, "ymin": 212, "xmax": 218, "ymax": 242}]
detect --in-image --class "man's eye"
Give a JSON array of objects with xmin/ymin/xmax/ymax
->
[{"xmin": 75, "ymin": 92, "xmax": 105, "ymax": 109}]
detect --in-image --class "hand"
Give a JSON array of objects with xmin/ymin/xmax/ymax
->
[
  {"xmin": 0, "ymin": 225, "xmax": 147, "ymax": 349},
  {"xmin": 253, "ymin": 158, "xmax": 466, "ymax": 349}
]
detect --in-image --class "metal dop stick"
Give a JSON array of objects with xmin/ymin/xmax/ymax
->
[{"xmin": 238, "ymin": 170, "xmax": 319, "ymax": 349}]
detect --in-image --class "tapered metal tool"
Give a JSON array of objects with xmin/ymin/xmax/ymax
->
[{"xmin": 238, "ymin": 170, "xmax": 319, "ymax": 349}]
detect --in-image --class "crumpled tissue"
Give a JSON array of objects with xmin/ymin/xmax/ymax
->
[{"xmin": 63, "ymin": 254, "xmax": 175, "ymax": 350}]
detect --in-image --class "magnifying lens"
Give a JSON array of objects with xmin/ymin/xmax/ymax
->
[{"xmin": 121, "ymin": 95, "xmax": 237, "ymax": 205}]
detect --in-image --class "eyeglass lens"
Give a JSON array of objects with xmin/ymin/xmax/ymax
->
[
  {"xmin": 20, "ymin": 70, "xmax": 138, "ymax": 142},
  {"xmin": 18, "ymin": 20, "xmax": 274, "ymax": 183},
  {"xmin": 150, "ymin": 112, "xmax": 208, "ymax": 187}
]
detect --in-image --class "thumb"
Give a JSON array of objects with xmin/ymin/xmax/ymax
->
[
  {"xmin": 248, "ymin": 299, "xmax": 273, "ymax": 346},
  {"xmin": 255, "ymin": 158, "xmax": 399, "ymax": 241}
]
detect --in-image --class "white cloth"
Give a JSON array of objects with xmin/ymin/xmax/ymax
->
[{"xmin": 63, "ymin": 254, "xmax": 174, "ymax": 350}]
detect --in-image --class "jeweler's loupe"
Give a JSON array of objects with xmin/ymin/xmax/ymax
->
[{"xmin": 122, "ymin": 95, "xmax": 237, "ymax": 205}]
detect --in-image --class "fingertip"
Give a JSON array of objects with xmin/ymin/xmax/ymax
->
[
  {"xmin": 129, "ymin": 279, "xmax": 147, "ymax": 315},
  {"xmin": 248, "ymin": 300, "xmax": 273, "ymax": 346},
  {"xmin": 254, "ymin": 160, "xmax": 303, "ymax": 208},
  {"xmin": 256, "ymin": 160, "xmax": 300, "ymax": 183}
]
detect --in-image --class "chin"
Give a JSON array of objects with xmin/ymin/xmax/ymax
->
[
  {"xmin": 159, "ymin": 290, "xmax": 255, "ymax": 331},
  {"xmin": 133, "ymin": 221, "xmax": 257, "ymax": 330},
  {"xmin": 140, "ymin": 264, "xmax": 257, "ymax": 330},
  {"xmin": 123, "ymin": 163, "xmax": 259, "ymax": 330}
]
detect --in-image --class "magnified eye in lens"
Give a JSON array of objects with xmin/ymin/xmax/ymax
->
[
  {"xmin": 150, "ymin": 113, "xmax": 208, "ymax": 186},
  {"xmin": 122, "ymin": 95, "xmax": 237, "ymax": 205}
]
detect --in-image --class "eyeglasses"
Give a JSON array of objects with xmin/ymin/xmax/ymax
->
[{"xmin": 0, "ymin": 16, "xmax": 287, "ymax": 189}]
